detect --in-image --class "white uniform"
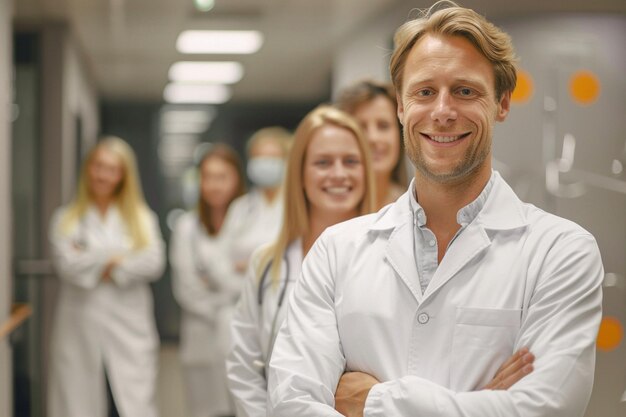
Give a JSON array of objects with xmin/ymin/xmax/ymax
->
[
  {"xmin": 48, "ymin": 204, "xmax": 165, "ymax": 417},
  {"xmin": 223, "ymin": 188, "xmax": 283, "ymax": 268},
  {"xmin": 170, "ymin": 211, "xmax": 243, "ymax": 417},
  {"xmin": 268, "ymin": 172, "xmax": 604, "ymax": 417},
  {"xmin": 226, "ymin": 240, "xmax": 302, "ymax": 417}
]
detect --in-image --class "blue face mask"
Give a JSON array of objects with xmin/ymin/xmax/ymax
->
[{"xmin": 247, "ymin": 157, "xmax": 285, "ymax": 188}]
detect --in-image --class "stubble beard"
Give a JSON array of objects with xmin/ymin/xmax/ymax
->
[{"xmin": 403, "ymin": 128, "xmax": 490, "ymax": 186}]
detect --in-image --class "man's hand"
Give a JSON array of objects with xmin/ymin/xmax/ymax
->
[
  {"xmin": 335, "ymin": 371, "xmax": 379, "ymax": 417},
  {"xmin": 482, "ymin": 347, "xmax": 535, "ymax": 390},
  {"xmin": 334, "ymin": 348, "xmax": 532, "ymax": 416}
]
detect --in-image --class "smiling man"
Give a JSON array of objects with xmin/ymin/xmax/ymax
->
[{"xmin": 267, "ymin": 3, "xmax": 604, "ymax": 417}]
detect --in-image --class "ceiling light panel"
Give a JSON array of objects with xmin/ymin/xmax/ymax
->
[
  {"xmin": 176, "ymin": 30, "xmax": 264, "ymax": 54},
  {"xmin": 194, "ymin": 0, "xmax": 215, "ymax": 12},
  {"xmin": 164, "ymin": 83, "xmax": 232, "ymax": 104},
  {"xmin": 169, "ymin": 61, "xmax": 244, "ymax": 84}
]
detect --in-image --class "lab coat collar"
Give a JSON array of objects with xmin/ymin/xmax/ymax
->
[
  {"xmin": 369, "ymin": 171, "xmax": 528, "ymax": 232},
  {"xmin": 367, "ymin": 192, "xmax": 412, "ymax": 231},
  {"xmin": 424, "ymin": 173, "xmax": 530, "ymax": 299},
  {"xmin": 476, "ymin": 171, "xmax": 529, "ymax": 231},
  {"xmin": 372, "ymin": 172, "xmax": 528, "ymax": 303},
  {"xmin": 86, "ymin": 203, "xmax": 120, "ymax": 223},
  {"xmin": 251, "ymin": 186, "xmax": 284, "ymax": 208}
]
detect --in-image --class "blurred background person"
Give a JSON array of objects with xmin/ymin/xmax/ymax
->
[
  {"xmin": 336, "ymin": 80, "xmax": 409, "ymax": 209},
  {"xmin": 47, "ymin": 137, "xmax": 165, "ymax": 417},
  {"xmin": 226, "ymin": 105, "xmax": 376, "ymax": 417},
  {"xmin": 170, "ymin": 144, "xmax": 246, "ymax": 417},
  {"xmin": 224, "ymin": 127, "xmax": 292, "ymax": 276}
]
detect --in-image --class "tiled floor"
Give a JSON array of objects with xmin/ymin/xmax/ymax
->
[
  {"xmin": 156, "ymin": 343, "xmax": 236, "ymax": 417},
  {"xmin": 156, "ymin": 343, "xmax": 188, "ymax": 417}
]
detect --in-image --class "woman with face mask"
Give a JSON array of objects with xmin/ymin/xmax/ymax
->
[
  {"xmin": 226, "ymin": 106, "xmax": 376, "ymax": 417},
  {"xmin": 336, "ymin": 80, "xmax": 409, "ymax": 210},
  {"xmin": 170, "ymin": 144, "xmax": 246, "ymax": 417},
  {"xmin": 223, "ymin": 126, "xmax": 292, "ymax": 275},
  {"xmin": 47, "ymin": 137, "xmax": 165, "ymax": 417}
]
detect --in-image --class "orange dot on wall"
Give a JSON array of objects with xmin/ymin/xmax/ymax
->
[
  {"xmin": 596, "ymin": 316, "xmax": 624, "ymax": 352},
  {"xmin": 511, "ymin": 70, "xmax": 533, "ymax": 104},
  {"xmin": 569, "ymin": 70, "xmax": 600, "ymax": 105}
]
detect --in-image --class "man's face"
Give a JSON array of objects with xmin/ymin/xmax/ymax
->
[{"xmin": 397, "ymin": 34, "xmax": 510, "ymax": 184}]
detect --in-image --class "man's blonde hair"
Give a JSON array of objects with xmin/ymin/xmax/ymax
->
[{"xmin": 390, "ymin": 1, "xmax": 517, "ymax": 100}]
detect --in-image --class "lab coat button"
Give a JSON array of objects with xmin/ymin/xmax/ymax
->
[{"xmin": 418, "ymin": 313, "xmax": 430, "ymax": 324}]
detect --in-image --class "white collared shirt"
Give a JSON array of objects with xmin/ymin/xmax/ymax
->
[{"xmin": 409, "ymin": 173, "xmax": 496, "ymax": 292}]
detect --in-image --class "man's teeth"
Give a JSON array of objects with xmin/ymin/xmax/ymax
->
[
  {"xmin": 326, "ymin": 187, "xmax": 350, "ymax": 194},
  {"xmin": 431, "ymin": 135, "xmax": 461, "ymax": 143}
]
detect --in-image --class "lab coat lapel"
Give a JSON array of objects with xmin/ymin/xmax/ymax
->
[
  {"xmin": 384, "ymin": 221, "xmax": 424, "ymax": 305},
  {"xmin": 422, "ymin": 172, "xmax": 529, "ymax": 299},
  {"xmin": 424, "ymin": 222, "xmax": 491, "ymax": 300},
  {"xmin": 370, "ymin": 193, "xmax": 424, "ymax": 304}
]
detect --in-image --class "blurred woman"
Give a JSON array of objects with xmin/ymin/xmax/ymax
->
[
  {"xmin": 48, "ymin": 137, "xmax": 165, "ymax": 417},
  {"xmin": 336, "ymin": 79, "xmax": 408, "ymax": 209},
  {"xmin": 223, "ymin": 127, "xmax": 292, "ymax": 275},
  {"xmin": 170, "ymin": 144, "xmax": 246, "ymax": 417},
  {"xmin": 226, "ymin": 105, "xmax": 376, "ymax": 417}
]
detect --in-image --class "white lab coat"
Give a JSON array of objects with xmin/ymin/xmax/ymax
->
[
  {"xmin": 171, "ymin": 211, "xmax": 243, "ymax": 364},
  {"xmin": 223, "ymin": 188, "xmax": 283, "ymax": 268},
  {"xmin": 268, "ymin": 172, "xmax": 604, "ymax": 417},
  {"xmin": 170, "ymin": 211, "xmax": 243, "ymax": 417},
  {"xmin": 226, "ymin": 240, "xmax": 302, "ymax": 417},
  {"xmin": 48, "ymin": 204, "xmax": 165, "ymax": 417}
]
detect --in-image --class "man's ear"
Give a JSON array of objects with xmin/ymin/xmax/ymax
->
[
  {"xmin": 496, "ymin": 91, "xmax": 511, "ymax": 122},
  {"xmin": 396, "ymin": 92, "xmax": 404, "ymax": 125}
]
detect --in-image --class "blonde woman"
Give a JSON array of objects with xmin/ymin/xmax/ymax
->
[
  {"xmin": 48, "ymin": 137, "xmax": 165, "ymax": 417},
  {"xmin": 336, "ymin": 80, "xmax": 409, "ymax": 209},
  {"xmin": 226, "ymin": 105, "xmax": 376, "ymax": 417},
  {"xmin": 170, "ymin": 144, "xmax": 246, "ymax": 417}
]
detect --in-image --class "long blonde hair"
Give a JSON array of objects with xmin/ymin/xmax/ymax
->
[
  {"xmin": 60, "ymin": 136, "xmax": 152, "ymax": 249},
  {"xmin": 259, "ymin": 105, "xmax": 376, "ymax": 285}
]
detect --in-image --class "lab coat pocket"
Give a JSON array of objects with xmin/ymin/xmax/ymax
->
[{"xmin": 450, "ymin": 307, "xmax": 521, "ymax": 391}]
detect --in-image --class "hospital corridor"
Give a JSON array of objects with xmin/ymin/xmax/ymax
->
[{"xmin": 1, "ymin": 0, "xmax": 626, "ymax": 416}]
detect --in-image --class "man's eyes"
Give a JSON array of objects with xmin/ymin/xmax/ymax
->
[{"xmin": 416, "ymin": 89, "xmax": 435, "ymax": 97}]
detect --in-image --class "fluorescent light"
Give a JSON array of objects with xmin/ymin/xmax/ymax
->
[
  {"xmin": 169, "ymin": 61, "xmax": 244, "ymax": 84},
  {"xmin": 194, "ymin": 0, "xmax": 214, "ymax": 12},
  {"xmin": 164, "ymin": 83, "xmax": 232, "ymax": 104},
  {"xmin": 177, "ymin": 30, "xmax": 263, "ymax": 54},
  {"xmin": 159, "ymin": 134, "xmax": 199, "ymax": 145},
  {"xmin": 161, "ymin": 121, "xmax": 209, "ymax": 134},
  {"xmin": 162, "ymin": 110, "xmax": 213, "ymax": 126}
]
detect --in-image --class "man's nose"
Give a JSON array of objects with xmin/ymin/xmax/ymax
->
[{"xmin": 430, "ymin": 91, "xmax": 457, "ymax": 125}]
